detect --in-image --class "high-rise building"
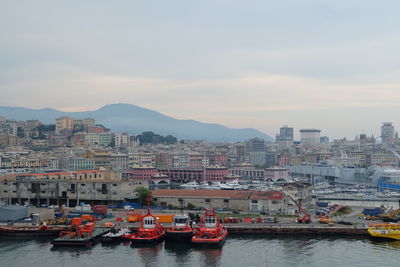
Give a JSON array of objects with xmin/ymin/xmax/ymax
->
[
  {"xmin": 279, "ymin": 125, "xmax": 293, "ymax": 141},
  {"xmin": 277, "ymin": 125, "xmax": 294, "ymax": 148},
  {"xmin": 55, "ymin": 116, "xmax": 73, "ymax": 133},
  {"xmin": 300, "ymin": 129, "xmax": 321, "ymax": 146},
  {"xmin": 320, "ymin": 136, "xmax": 329, "ymax": 144},
  {"xmin": 0, "ymin": 120, "xmax": 17, "ymax": 136},
  {"xmin": 248, "ymin": 138, "xmax": 266, "ymax": 152},
  {"xmin": 381, "ymin": 122, "xmax": 394, "ymax": 144},
  {"xmin": 114, "ymin": 133, "xmax": 131, "ymax": 148}
]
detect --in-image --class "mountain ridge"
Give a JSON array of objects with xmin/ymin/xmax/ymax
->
[{"xmin": 0, "ymin": 103, "xmax": 273, "ymax": 142}]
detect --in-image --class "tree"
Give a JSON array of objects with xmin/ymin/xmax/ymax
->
[
  {"xmin": 165, "ymin": 135, "xmax": 177, "ymax": 145},
  {"xmin": 135, "ymin": 187, "xmax": 151, "ymax": 207}
]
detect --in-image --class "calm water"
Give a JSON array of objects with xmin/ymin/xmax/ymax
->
[{"xmin": 0, "ymin": 235, "xmax": 398, "ymax": 267}]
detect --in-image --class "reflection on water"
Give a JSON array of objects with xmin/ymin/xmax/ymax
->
[
  {"xmin": 136, "ymin": 242, "xmax": 163, "ymax": 267},
  {"xmin": 368, "ymin": 239, "xmax": 400, "ymax": 250},
  {"xmin": 2, "ymin": 236, "xmax": 400, "ymax": 267},
  {"xmin": 194, "ymin": 246, "xmax": 223, "ymax": 267}
]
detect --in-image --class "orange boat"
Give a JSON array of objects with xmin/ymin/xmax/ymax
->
[
  {"xmin": 192, "ymin": 209, "xmax": 228, "ymax": 246},
  {"xmin": 130, "ymin": 195, "xmax": 166, "ymax": 244},
  {"xmin": 166, "ymin": 214, "xmax": 193, "ymax": 241}
]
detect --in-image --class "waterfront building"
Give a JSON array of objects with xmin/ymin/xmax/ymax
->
[
  {"xmin": 152, "ymin": 189, "xmax": 287, "ymax": 214},
  {"xmin": 287, "ymin": 163, "xmax": 370, "ymax": 185},
  {"xmin": 0, "ymin": 170, "xmax": 148, "ymax": 207},
  {"xmin": 229, "ymin": 163, "xmax": 265, "ymax": 180},
  {"xmin": 264, "ymin": 166, "xmax": 289, "ymax": 182}
]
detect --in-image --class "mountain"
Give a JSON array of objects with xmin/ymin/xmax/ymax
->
[{"xmin": 0, "ymin": 104, "xmax": 273, "ymax": 142}]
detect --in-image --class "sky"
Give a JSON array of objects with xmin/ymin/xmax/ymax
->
[{"xmin": 1, "ymin": 0, "xmax": 400, "ymax": 140}]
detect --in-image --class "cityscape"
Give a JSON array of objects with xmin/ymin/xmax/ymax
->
[{"xmin": 2, "ymin": 1, "xmax": 400, "ymax": 267}]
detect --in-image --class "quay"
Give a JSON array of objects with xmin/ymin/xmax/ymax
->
[
  {"xmin": 225, "ymin": 224, "xmax": 368, "ymax": 236},
  {"xmin": 52, "ymin": 227, "xmax": 109, "ymax": 246}
]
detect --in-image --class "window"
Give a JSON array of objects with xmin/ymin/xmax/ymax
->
[
  {"xmin": 223, "ymin": 199, "xmax": 229, "ymax": 203},
  {"xmin": 153, "ymin": 198, "xmax": 158, "ymax": 201},
  {"xmin": 272, "ymin": 200, "xmax": 278, "ymax": 204},
  {"xmin": 205, "ymin": 199, "xmax": 211, "ymax": 203},
  {"xmin": 251, "ymin": 200, "xmax": 258, "ymax": 203},
  {"xmin": 81, "ymin": 184, "xmax": 85, "ymax": 186},
  {"xmin": 113, "ymin": 184, "xmax": 117, "ymax": 187}
]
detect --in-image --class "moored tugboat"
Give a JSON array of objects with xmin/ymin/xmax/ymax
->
[
  {"xmin": 130, "ymin": 195, "xmax": 166, "ymax": 244},
  {"xmin": 191, "ymin": 209, "xmax": 228, "ymax": 246},
  {"xmin": 166, "ymin": 214, "xmax": 193, "ymax": 241}
]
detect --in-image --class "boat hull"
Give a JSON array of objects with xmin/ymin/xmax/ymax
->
[
  {"xmin": 166, "ymin": 230, "xmax": 193, "ymax": 241},
  {"xmin": 368, "ymin": 229, "xmax": 400, "ymax": 240},
  {"xmin": 191, "ymin": 230, "xmax": 228, "ymax": 246},
  {"xmin": 131, "ymin": 232, "xmax": 166, "ymax": 244},
  {"xmin": 0, "ymin": 226, "xmax": 66, "ymax": 237}
]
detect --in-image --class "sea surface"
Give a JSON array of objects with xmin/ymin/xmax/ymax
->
[{"xmin": 0, "ymin": 235, "xmax": 398, "ymax": 267}]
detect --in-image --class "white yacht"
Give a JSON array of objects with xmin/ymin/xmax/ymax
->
[{"xmin": 180, "ymin": 181, "xmax": 199, "ymax": 189}]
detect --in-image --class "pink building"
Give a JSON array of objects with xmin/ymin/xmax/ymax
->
[
  {"xmin": 204, "ymin": 166, "xmax": 229, "ymax": 181},
  {"xmin": 132, "ymin": 166, "xmax": 158, "ymax": 180},
  {"xmin": 264, "ymin": 167, "xmax": 289, "ymax": 182},
  {"xmin": 277, "ymin": 155, "xmax": 288, "ymax": 166},
  {"xmin": 214, "ymin": 154, "xmax": 228, "ymax": 166},
  {"xmin": 86, "ymin": 125, "xmax": 109, "ymax": 133}
]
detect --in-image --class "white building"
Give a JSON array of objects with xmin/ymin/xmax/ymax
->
[
  {"xmin": 300, "ymin": 129, "xmax": 321, "ymax": 146},
  {"xmin": 114, "ymin": 133, "xmax": 131, "ymax": 148}
]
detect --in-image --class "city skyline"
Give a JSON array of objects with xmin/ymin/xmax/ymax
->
[{"xmin": 1, "ymin": 1, "xmax": 400, "ymax": 139}]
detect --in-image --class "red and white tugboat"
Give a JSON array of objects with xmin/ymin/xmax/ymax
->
[
  {"xmin": 192, "ymin": 209, "xmax": 228, "ymax": 246},
  {"xmin": 166, "ymin": 214, "xmax": 193, "ymax": 241},
  {"xmin": 130, "ymin": 195, "xmax": 166, "ymax": 244}
]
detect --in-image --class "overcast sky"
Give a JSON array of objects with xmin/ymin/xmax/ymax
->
[{"xmin": 1, "ymin": 1, "xmax": 400, "ymax": 139}]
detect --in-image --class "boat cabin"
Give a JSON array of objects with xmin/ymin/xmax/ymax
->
[
  {"xmin": 173, "ymin": 215, "xmax": 189, "ymax": 226},
  {"xmin": 204, "ymin": 216, "xmax": 217, "ymax": 228},
  {"xmin": 143, "ymin": 216, "xmax": 156, "ymax": 229}
]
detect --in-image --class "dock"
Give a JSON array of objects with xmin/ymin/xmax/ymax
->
[
  {"xmin": 225, "ymin": 224, "xmax": 368, "ymax": 236},
  {"xmin": 52, "ymin": 228, "xmax": 109, "ymax": 246}
]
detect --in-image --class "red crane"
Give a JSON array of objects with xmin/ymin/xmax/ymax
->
[{"xmin": 287, "ymin": 195, "xmax": 311, "ymax": 224}]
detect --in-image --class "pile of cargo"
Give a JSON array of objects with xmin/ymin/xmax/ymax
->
[
  {"xmin": 42, "ymin": 217, "xmax": 70, "ymax": 225},
  {"xmin": 362, "ymin": 207, "xmax": 385, "ymax": 219},
  {"xmin": 223, "ymin": 217, "xmax": 278, "ymax": 224}
]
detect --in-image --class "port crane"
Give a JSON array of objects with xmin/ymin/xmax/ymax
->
[{"xmin": 287, "ymin": 194, "xmax": 311, "ymax": 223}]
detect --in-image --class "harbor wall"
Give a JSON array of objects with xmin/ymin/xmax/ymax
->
[{"xmin": 318, "ymin": 197, "xmax": 400, "ymax": 209}]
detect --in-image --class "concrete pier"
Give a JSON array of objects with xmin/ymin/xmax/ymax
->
[{"xmin": 225, "ymin": 224, "xmax": 368, "ymax": 236}]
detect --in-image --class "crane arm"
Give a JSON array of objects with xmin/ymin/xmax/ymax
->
[{"xmin": 286, "ymin": 194, "xmax": 310, "ymax": 217}]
